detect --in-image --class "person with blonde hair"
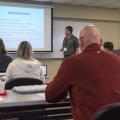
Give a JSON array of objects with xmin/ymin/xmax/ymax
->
[
  {"xmin": 46, "ymin": 25, "xmax": 120, "ymax": 120},
  {"xmin": 0, "ymin": 38, "xmax": 12, "ymax": 72},
  {"xmin": 6, "ymin": 41, "xmax": 45, "ymax": 83}
]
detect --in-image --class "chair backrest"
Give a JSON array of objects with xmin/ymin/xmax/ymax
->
[
  {"xmin": 5, "ymin": 78, "xmax": 43, "ymax": 90},
  {"xmin": 93, "ymin": 103, "xmax": 120, "ymax": 120}
]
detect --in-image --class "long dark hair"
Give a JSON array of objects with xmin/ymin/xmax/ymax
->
[
  {"xmin": 0, "ymin": 38, "xmax": 6, "ymax": 54},
  {"xmin": 0, "ymin": 38, "xmax": 6, "ymax": 63}
]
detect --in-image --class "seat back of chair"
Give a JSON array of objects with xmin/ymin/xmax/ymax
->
[
  {"xmin": 93, "ymin": 103, "xmax": 120, "ymax": 120},
  {"xmin": 5, "ymin": 78, "xmax": 43, "ymax": 90}
]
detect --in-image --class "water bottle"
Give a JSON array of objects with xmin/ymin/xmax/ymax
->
[{"xmin": 0, "ymin": 76, "xmax": 6, "ymax": 95}]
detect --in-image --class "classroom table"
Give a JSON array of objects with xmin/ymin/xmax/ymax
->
[{"xmin": 0, "ymin": 90, "xmax": 72, "ymax": 120}]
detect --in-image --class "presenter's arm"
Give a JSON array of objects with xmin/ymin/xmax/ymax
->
[
  {"xmin": 59, "ymin": 47, "xmax": 64, "ymax": 52},
  {"xmin": 59, "ymin": 38, "xmax": 65, "ymax": 52},
  {"xmin": 45, "ymin": 60, "xmax": 69, "ymax": 102},
  {"xmin": 76, "ymin": 47, "xmax": 80, "ymax": 54},
  {"xmin": 75, "ymin": 37, "xmax": 80, "ymax": 54}
]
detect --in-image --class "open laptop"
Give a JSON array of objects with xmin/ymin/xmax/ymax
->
[{"xmin": 41, "ymin": 65, "xmax": 48, "ymax": 76}]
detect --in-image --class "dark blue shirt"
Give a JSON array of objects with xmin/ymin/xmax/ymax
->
[
  {"xmin": 0, "ymin": 54, "xmax": 12, "ymax": 72},
  {"xmin": 62, "ymin": 35, "xmax": 79, "ymax": 56}
]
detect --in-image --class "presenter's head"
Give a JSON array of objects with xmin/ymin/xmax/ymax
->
[
  {"xmin": 0, "ymin": 38, "xmax": 6, "ymax": 54},
  {"xmin": 79, "ymin": 25, "xmax": 102, "ymax": 52},
  {"xmin": 65, "ymin": 26, "xmax": 73, "ymax": 37},
  {"xmin": 103, "ymin": 41, "xmax": 114, "ymax": 52},
  {"xmin": 17, "ymin": 41, "xmax": 33, "ymax": 60}
]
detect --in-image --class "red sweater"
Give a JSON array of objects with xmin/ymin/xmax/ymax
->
[{"xmin": 45, "ymin": 44, "xmax": 120, "ymax": 120}]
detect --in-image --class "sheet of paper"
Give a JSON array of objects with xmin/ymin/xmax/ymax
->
[
  {"xmin": 0, "ymin": 97, "xmax": 3, "ymax": 101},
  {"xmin": 37, "ymin": 93, "xmax": 46, "ymax": 100}
]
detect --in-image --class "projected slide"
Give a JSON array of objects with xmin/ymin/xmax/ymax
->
[{"xmin": 0, "ymin": 5, "xmax": 45, "ymax": 51}]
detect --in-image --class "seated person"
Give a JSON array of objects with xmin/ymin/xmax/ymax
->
[
  {"xmin": 6, "ymin": 41, "xmax": 45, "ymax": 83},
  {"xmin": 0, "ymin": 38, "xmax": 12, "ymax": 72},
  {"xmin": 103, "ymin": 41, "xmax": 114, "ymax": 53},
  {"xmin": 45, "ymin": 25, "xmax": 120, "ymax": 120}
]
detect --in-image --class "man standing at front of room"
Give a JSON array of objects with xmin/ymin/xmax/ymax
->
[{"xmin": 60, "ymin": 26, "xmax": 79, "ymax": 58}]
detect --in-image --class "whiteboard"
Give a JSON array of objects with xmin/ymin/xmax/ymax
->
[{"xmin": 35, "ymin": 20, "xmax": 92, "ymax": 58}]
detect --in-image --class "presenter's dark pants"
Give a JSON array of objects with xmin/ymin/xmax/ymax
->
[{"xmin": 64, "ymin": 55, "xmax": 71, "ymax": 58}]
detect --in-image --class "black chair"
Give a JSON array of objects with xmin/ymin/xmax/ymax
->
[
  {"xmin": 5, "ymin": 78, "xmax": 43, "ymax": 90},
  {"xmin": 93, "ymin": 103, "xmax": 120, "ymax": 120}
]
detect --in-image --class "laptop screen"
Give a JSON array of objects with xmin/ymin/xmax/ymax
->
[{"xmin": 41, "ymin": 65, "xmax": 47, "ymax": 76}]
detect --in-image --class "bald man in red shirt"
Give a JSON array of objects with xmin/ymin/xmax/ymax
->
[{"xmin": 45, "ymin": 25, "xmax": 120, "ymax": 120}]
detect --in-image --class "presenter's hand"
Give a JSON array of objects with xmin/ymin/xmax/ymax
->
[{"xmin": 59, "ymin": 48, "xmax": 64, "ymax": 52}]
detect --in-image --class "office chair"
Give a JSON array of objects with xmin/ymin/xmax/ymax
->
[
  {"xmin": 93, "ymin": 103, "xmax": 120, "ymax": 120},
  {"xmin": 5, "ymin": 77, "xmax": 43, "ymax": 90}
]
